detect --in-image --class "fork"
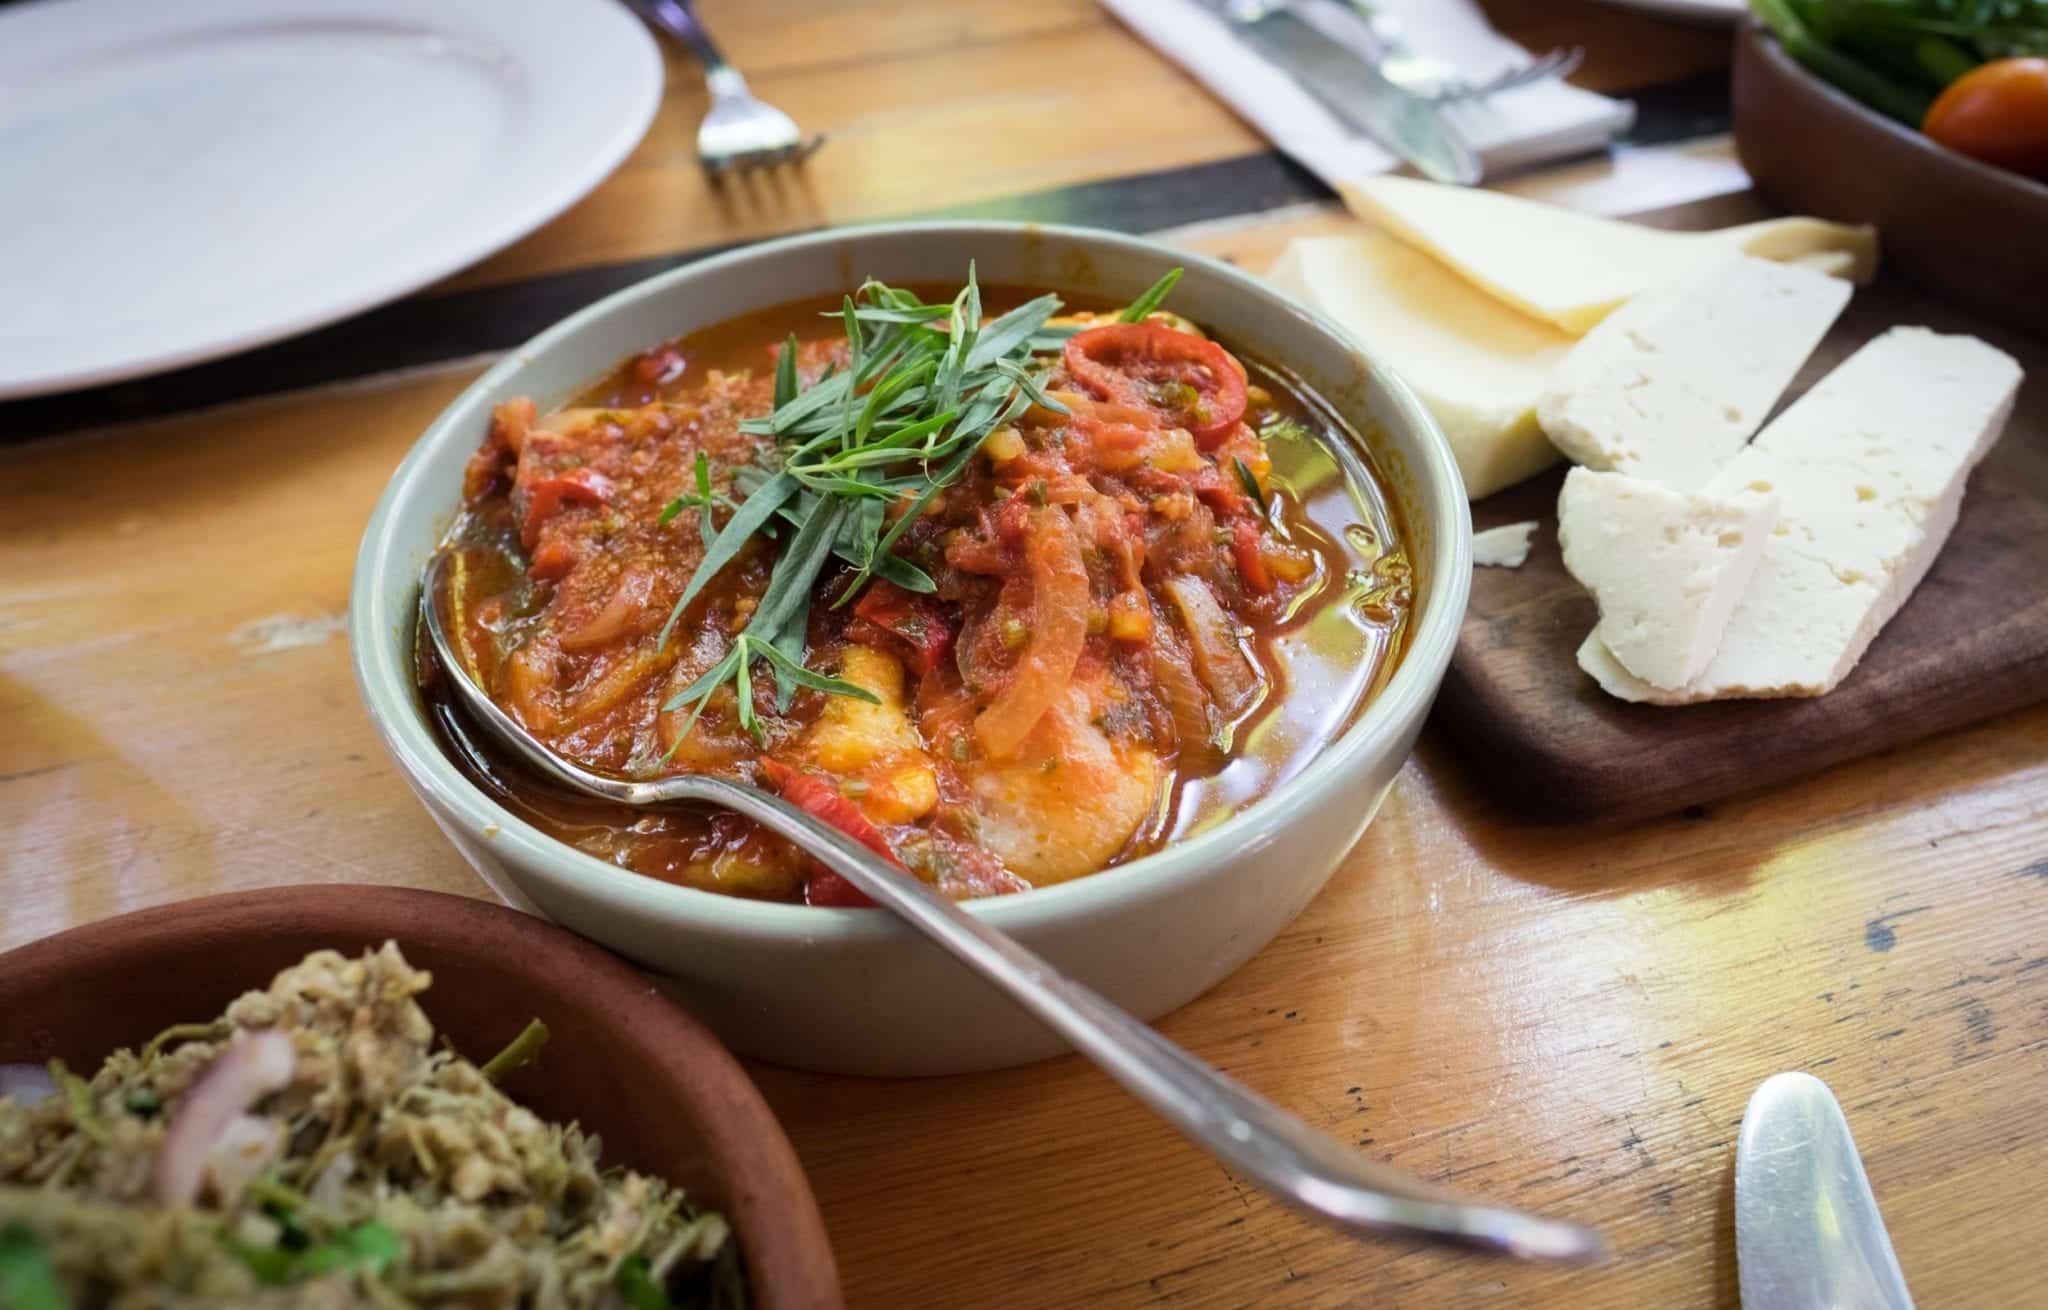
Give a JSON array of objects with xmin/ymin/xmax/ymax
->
[
  {"xmin": 629, "ymin": 0, "xmax": 823, "ymax": 175},
  {"xmin": 1335, "ymin": 2, "xmax": 1583, "ymax": 103}
]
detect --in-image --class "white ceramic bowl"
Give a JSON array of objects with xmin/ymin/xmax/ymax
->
[{"xmin": 350, "ymin": 222, "xmax": 1471, "ymax": 1076}]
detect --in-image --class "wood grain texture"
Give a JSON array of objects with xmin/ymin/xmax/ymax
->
[
  {"xmin": 1441, "ymin": 262, "xmax": 2048, "ymax": 822},
  {"xmin": 6, "ymin": 8, "xmax": 2045, "ymax": 1310},
  {"xmin": 437, "ymin": 0, "xmax": 1732, "ymax": 294}
]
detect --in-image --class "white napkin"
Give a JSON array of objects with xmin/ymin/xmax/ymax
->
[{"xmin": 1099, "ymin": 0, "xmax": 1636, "ymax": 187}]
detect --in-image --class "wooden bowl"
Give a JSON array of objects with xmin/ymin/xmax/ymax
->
[
  {"xmin": 1733, "ymin": 22, "xmax": 2048, "ymax": 338},
  {"xmin": 0, "ymin": 886, "xmax": 841, "ymax": 1310}
]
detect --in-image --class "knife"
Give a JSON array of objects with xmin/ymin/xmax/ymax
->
[
  {"xmin": 1736, "ymin": 1072, "xmax": 1916, "ymax": 1310},
  {"xmin": 1205, "ymin": 1, "xmax": 1481, "ymax": 186}
]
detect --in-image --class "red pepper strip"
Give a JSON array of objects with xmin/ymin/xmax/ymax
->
[
  {"xmin": 1190, "ymin": 464, "xmax": 1252, "ymax": 519},
  {"xmin": 759, "ymin": 759, "xmax": 897, "ymax": 907},
  {"xmin": 516, "ymin": 466, "xmax": 613, "ymax": 549},
  {"xmin": 851, "ymin": 580, "xmax": 956, "ymax": 677},
  {"xmin": 1231, "ymin": 518, "xmax": 1273, "ymax": 595}
]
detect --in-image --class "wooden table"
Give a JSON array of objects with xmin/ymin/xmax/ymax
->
[{"xmin": 5, "ymin": 4, "xmax": 2044, "ymax": 1306}]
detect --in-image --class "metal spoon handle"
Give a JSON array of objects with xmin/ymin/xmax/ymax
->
[
  {"xmin": 420, "ymin": 556, "xmax": 1598, "ymax": 1260},
  {"xmin": 693, "ymin": 775, "xmax": 1601, "ymax": 1261}
]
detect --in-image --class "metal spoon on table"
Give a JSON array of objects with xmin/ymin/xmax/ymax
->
[{"xmin": 419, "ymin": 551, "xmax": 1603, "ymax": 1262}]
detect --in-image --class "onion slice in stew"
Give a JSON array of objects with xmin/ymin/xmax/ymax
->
[
  {"xmin": 1150, "ymin": 619, "xmax": 1219, "ymax": 770},
  {"xmin": 1163, "ymin": 575, "xmax": 1262, "ymax": 718},
  {"xmin": 1063, "ymin": 323, "xmax": 1248, "ymax": 446},
  {"xmin": 156, "ymin": 1030, "xmax": 296, "ymax": 1206},
  {"xmin": 974, "ymin": 507, "xmax": 1090, "ymax": 761}
]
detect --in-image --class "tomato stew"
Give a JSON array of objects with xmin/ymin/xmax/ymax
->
[{"xmin": 421, "ymin": 281, "xmax": 1412, "ymax": 905}]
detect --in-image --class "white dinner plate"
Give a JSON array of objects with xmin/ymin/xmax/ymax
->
[
  {"xmin": 1594, "ymin": 0, "xmax": 1746, "ymax": 24},
  {"xmin": 0, "ymin": 0, "xmax": 663, "ymax": 399}
]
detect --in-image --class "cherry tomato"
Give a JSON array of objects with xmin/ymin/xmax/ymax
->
[
  {"xmin": 1064, "ymin": 323, "xmax": 1248, "ymax": 447},
  {"xmin": 1923, "ymin": 58, "xmax": 2048, "ymax": 183},
  {"xmin": 758, "ymin": 759, "xmax": 898, "ymax": 907}
]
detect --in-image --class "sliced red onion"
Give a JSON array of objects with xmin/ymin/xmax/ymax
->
[
  {"xmin": 156, "ymin": 1030, "xmax": 295, "ymax": 1207},
  {"xmin": 0, "ymin": 1063, "xmax": 57, "ymax": 1107},
  {"xmin": 309, "ymin": 1149, "xmax": 357, "ymax": 1210},
  {"xmin": 205, "ymin": 1113, "xmax": 285, "ymax": 1204}
]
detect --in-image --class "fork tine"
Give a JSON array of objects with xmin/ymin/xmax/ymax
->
[
  {"xmin": 1442, "ymin": 46, "xmax": 1583, "ymax": 103},
  {"xmin": 1533, "ymin": 46, "xmax": 1584, "ymax": 83}
]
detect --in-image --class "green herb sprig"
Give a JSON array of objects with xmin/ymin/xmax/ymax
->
[
  {"xmin": 479, "ymin": 1018, "xmax": 550, "ymax": 1083},
  {"xmin": 653, "ymin": 266, "xmax": 1183, "ymax": 749},
  {"xmin": 227, "ymin": 1216, "xmax": 401, "ymax": 1287},
  {"xmin": 0, "ymin": 1224, "xmax": 64, "ymax": 1310},
  {"xmin": 658, "ymin": 452, "xmax": 739, "ymax": 549},
  {"xmin": 1232, "ymin": 457, "xmax": 1272, "ymax": 523},
  {"xmin": 1118, "ymin": 266, "xmax": 1183, "ymax": 323},
  {"xmin": 1748, "ymin": 0, "xmax": 2048, "ymax": 124}
]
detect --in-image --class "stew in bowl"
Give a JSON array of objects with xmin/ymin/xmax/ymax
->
[{"xmin": 422, "ymin": 271, "xmax": 1413, "ymax": 907}]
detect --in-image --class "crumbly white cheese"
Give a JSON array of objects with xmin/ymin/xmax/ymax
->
[
  {"xmin": 1266, "ymin": 233, "xmax": 1568, "ymax": 500},
  {"xmin": 1472, "ymin": 521, "xmax": 1539, "ymax": 568},
  {"xmin": 1340, "ymin": 175, "xmax": 1878, "ymax": 334},
  {"xmin": 1580, "ymin": 327, "xmax": 2023, "ymax": 703},
  {"xmin": 1559, "ymin": 469, "xmax": 1779, "ymax": 689},
  {"xmin": 1539, "ymin": 255, "xmax": 1851, "ymax": 491}
]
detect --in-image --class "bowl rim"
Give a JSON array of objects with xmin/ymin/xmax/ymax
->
[
  {"xmin": 0, "ymin": 884, "xmax": 841, "ymax": 1310},
  {"xmin": 348, "ymin": 219, "xmax": 1473, "ymax": 944},
  {"xmin": 1740, "ymin": 20, "xmax": 2048, "ymax": 204}
]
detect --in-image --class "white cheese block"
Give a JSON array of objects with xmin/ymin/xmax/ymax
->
[
  {"xmin": 1580, "ymin": 327, "xmax": 2023, "ymax": 704},
  {"xmin": 1539, "ymin": 255, "xmax": 1851, "ymax": 491},
  {"xmin": 1472, "ymin": 521, "xmax": 1538, "ymax": 568},
  {"xmin": 1558, "ymin": 469, "xmax": 1779, "ymax": 689},
  {"xmin": 1341, "ymin": 175, "xmax": 1878, "ymax": 335},
  {"xmin": 1267, "ymin": 233, "xmax": 1568, "ymax": 500}
]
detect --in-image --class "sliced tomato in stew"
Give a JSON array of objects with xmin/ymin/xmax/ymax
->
[
  {"xmin": 760, "ymin": 758, "xmax": 898, "ymax": 907},
  {"xmin": 1064, "ymin": 323, "xmax": 1248, "ymax": 446}
]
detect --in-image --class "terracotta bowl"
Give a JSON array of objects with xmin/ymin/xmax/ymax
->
[
  {"xmin": 1733, "ymin": 21, "xmax": 2048, "ymax": 338},
  {"xmin": 0, "ymin": 886, "xmax": 841, "ymax": 1310}
]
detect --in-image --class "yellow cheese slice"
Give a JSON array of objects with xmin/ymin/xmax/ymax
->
[
  {"xmin": 1267, "ymin": 232, "xmax": 1569, "ymax": 500},
  {"xmin": 1341, "ymin": 176, "xmax": 1880, "ymax": 335}
]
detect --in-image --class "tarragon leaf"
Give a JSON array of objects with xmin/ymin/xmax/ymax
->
[
  {"xmin": 992, "ymin": 358, "xmax": 1070, "ymax": 415},
  {"xmin": 749, "ymin": 500, "xmax": 845, "ymax": 640},
  {"xmin": 773, "ymin": 332, "xmax": 799, "ymax": 410},
  {"xmin": 657, "ymin": 471, "xmax": 797, "ymax": 653},
  {"xmin": 1118, "ymin": 267, "xmax": 1184, "ymax": 323},
  {"xmin": 966, "ymin": 293, "xmax": 1063, "ymax": 370},
  {"xmin": 1234, "ymin": 456, "xmax": 1272, "ymax": 522},
  {"xmin": 873, "ymin": 552, "xmax": 937, "ymax": 593},
  {"xmin": 754, "ymin": 638, "xmax": 879, "ymax": 704}
]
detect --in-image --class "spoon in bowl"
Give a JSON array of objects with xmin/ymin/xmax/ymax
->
[{"xmin": 419, "ymin": 550, "xmax": 1603, "ymax": 1262}]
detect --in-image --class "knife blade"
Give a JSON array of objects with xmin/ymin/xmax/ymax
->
[
  {"xmin": 1736, "ymin": 1072, "xmax": 1915, "ymax": 1310},
  {"xmin": 1212, "ymin": 4, "xmax": 1480, "ymax": 186}
]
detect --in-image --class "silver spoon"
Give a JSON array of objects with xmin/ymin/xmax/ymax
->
[{"xmin": 419, "ymin": 551, "xmax": 1603, "ymax": 1262}]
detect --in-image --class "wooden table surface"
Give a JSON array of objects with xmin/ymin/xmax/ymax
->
[{"xmin": 5, "ymin": 3, "xmax": 2044, "ymax": 1306}]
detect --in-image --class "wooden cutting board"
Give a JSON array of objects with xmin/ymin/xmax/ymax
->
[{"xmin": 1432, "ymin": 214, "xmax": 2048, "ymax": 824}]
